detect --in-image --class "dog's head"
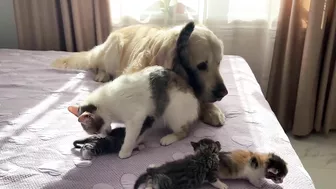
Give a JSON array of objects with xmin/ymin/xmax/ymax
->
[{"xmin": 174, "ymin": 25, "xmax": 228, "ymax": 103}]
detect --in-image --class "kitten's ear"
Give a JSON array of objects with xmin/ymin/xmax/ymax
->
[
  {"xmin": 190, "ymin": 142, "xmax": 200, "ymax": 150},
  {"xmin": 250, "ymin": 157, "xmax": 259, "ymax": 169},
  {"xmin": 215, "ymin": 141, "xmax": 221, "ymax": 150},
  {"xmin": 68, "ymin": 106, "xmax": 79, "ymax": 117},
  {"xmin": 268, "ymin": 168, "xmax": 279, "ymax": 175}
]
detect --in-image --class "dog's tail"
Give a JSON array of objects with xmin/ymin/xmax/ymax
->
[{"xmin": 51, "ymin": 51, "xmax": 92, "ymax": 70}]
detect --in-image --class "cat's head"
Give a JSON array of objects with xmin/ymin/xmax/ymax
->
[
  {"xmin": 190, "ymin": 138, "xmax": 221, "ymax": 154},
  {"xmin": 264, "ymin": 153, "xmax": 288, "ymax": 184},
  {"xmin": 68, "ymin": 104, "xmax": 105, "ymax": 134}
]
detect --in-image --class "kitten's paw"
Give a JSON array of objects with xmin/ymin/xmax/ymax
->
[
  {"xmin": 217, "ymin": 181, "xmax": 228, "ymax": 189},
  {"xmin": 160, "ymin": 134, "xmax": 178, "ymax": 146},
  {"xmin": 80, "ymin": 144, "xmax": 94, "ymax": 160},
  {"xmin": 248, "ymin": 178, "xmax": 263, "ymax": 188},
  {"xmin": 210, "ymin": 180, "xmax": 228, "ymax": 189},
  {"xmin": 148, "ymin": 164, "xmax": 157, "ymax": 168},
  {"xmin": 94, "ymin": 70, "xmax": 110, "ymax": 82},
  {"xmin": 118, "ymin": 150, "xmax": 132, "ymax": 159}
]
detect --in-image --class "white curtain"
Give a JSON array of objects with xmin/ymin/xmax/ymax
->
[{"xmin": 109, "ymin": 0, "xmax": 281, "ymax": 93}]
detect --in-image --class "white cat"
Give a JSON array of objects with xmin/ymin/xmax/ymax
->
[{"xmin": 68, "ymin": 22, "xmax": 199, "ymax": 159}]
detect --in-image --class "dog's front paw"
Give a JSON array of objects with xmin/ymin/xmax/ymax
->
[
  {"xmin": 118, "ymin": 149, "xmax": 132, "ymax": 159},
  {"xmin": 94, "ymin": 70, "xmax": 110, "ymax": 82},
  {"xmin": 200, "ymin": 103, "xmax": 225, "ymax": 127}
]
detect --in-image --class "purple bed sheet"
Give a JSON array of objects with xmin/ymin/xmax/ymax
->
[{"xmin": 0, "ymin": 49, "xmax": 315, "ymax": 189}]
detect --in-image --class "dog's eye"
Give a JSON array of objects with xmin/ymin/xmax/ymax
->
[{"xmin": 197, "ymin": 61, "xmax": 208, "ymax": 71}]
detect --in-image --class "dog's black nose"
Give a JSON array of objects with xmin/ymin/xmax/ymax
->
[{"xmin": 212, "ymin": 83, "xmax": 228, "ymax": 100}]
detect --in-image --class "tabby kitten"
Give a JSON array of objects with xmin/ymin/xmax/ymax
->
[
  {"xmin": 217, "ymin": 150, "xmax": 288, "ymax": 188},
  {"xmin": 133, "ymin": 138, "xmax": 228, "ymax": 189},
  {"xmin": 73, "ymin": 127, "xmax": 125, "ymax": 160}
]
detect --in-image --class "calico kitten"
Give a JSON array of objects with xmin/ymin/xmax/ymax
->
[
  {"xmin": 68, "ymin": 22, "xmax": 199, "ymax": 159},
  {"xmin": 133, "ymin": 138, "xmax": 228, "ymax": 189},
  {"xmin": 217, "ymin": 150, "xmax": 288, "ymax": 188}
]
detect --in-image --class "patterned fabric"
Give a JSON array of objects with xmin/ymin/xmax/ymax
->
[{"xmin": 0, "ymin": 49, "xmax": 315, "ymax": 189}]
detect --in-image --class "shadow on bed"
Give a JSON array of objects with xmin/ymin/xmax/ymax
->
[
  {"xmin": 0, "ymin": 55, "xmax": 99, "ymax": 147},
  {"xmin": 41, "ymin": 161, "xmax": 283, "ymax": 189}
]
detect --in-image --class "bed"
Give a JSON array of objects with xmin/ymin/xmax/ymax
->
[{"xmin": 0, "ymin": 49, "xmax": 315, "ymax": 189}]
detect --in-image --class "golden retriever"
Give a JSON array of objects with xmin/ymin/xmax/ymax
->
[{"xmin": 52, "ymin": 23, "xmax": 227, "ymax": 127}]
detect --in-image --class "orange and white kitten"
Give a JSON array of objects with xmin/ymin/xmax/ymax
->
[{"xmin": 218, "ymin": 150, "xmax": 288, "ymax": 188}]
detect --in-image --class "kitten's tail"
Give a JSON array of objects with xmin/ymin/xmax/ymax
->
[
  {"xmin": 133, "ymin": 172, "xmax": 150, "ymax": 189},
  {"xmin": 73, "ymin": 138, "xmax": 92, "ymax": 148},
  {"xmin": 152, "ymin": 174, "xmax": 172, "ymax": 189}
]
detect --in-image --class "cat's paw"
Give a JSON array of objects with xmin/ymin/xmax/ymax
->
[
  {"xmin": 80, "ymin": 144, "xmax": 94, "ymax": 160},
  {"xmin": 118, "ymin": 150, "xmax": 132, "ymax": 159},
  {"xmin": 160, "ymin": 134, "xmax": 178, "ymax": 146}
]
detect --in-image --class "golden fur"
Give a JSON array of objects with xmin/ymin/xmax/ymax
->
[{"xmin": 51, "ymin": 23, "xmax": 226, "ymax": 126}]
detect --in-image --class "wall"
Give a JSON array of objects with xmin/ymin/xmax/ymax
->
[{"xmin": 0, "ymin": 0, "xmax": 18, "ymax": 49}]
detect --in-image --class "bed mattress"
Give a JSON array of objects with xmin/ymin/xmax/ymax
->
[{"xmin": 0, "ymin": 49, "xmax": 315, "ymax": 189}]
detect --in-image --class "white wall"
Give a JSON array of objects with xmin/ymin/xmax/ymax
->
[{"xmin": 0, "ymin": 0, "xmax": 18, "ymax": 48}]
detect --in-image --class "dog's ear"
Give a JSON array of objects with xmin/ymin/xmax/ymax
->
[{"xmin": 68, "ymin": 106, "xmax": 79, "ymax": 117}]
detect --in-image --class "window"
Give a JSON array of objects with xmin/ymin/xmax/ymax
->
[{"xmin": 109, "ymin": 0, "xmax": 281, "ymax": 28}]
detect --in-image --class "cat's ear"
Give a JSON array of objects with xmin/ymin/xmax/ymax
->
[
  {"xmin": 190, "ymin": 141, "xmax": 200, "ymax": 151},
  {"xmin": 78, "ymin": 112, "xmax": 93, "ymax": 123},
  {"xmin": 267, "ymin": 168, "xmax": 279, "ymax": 175},
  {"xmin": 68, "ymin": 106, "xmax": 79, "ymax": 117}
]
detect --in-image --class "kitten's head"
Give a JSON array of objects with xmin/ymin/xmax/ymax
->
[
  {"xmin": 68, "ymin": 104, "xmax": 105, "ymax": 134},
  {"xmin": 190, "ymin": 138, "xmax": 221, "ymax": 154},
  {"xmin": 264, "ymin": 153, "xmax": 288, "ymax": 184}
]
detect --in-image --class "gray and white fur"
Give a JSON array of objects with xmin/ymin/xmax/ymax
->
[{"xmin": 69, "ymin": 22, "xmax": 199, "ymax": 159}]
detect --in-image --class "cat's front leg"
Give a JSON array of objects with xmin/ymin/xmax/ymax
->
[{"xmin": 118, "ymin": 120, "xmax": 143, "ymax": 159}]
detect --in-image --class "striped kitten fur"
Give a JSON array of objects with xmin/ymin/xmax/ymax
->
[
  {"xmin": 133, "ymin": 138, "xmax": 226, "ymax": 189},
  {"xmin": 218, "ymin": 150, "xmax": 288, "ymax": 188}
]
